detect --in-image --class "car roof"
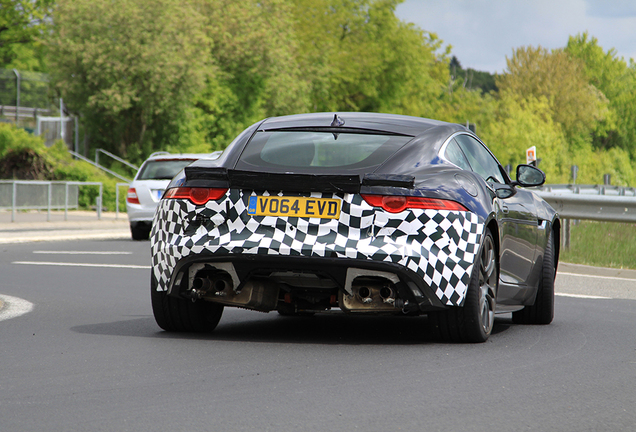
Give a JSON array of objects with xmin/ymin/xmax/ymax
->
[{"xmin": 258, "ymin": 112, "xmax": 451, "ymax": 136}]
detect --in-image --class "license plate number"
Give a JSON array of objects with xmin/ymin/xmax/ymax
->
[{"xmin": 247, "ymin": 196, "xmax": 341, "ymax": 219}]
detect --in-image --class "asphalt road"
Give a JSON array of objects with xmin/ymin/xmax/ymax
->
[{"xmin": 1, "ymin": 239, "xmax": 635, "ymax": 431}]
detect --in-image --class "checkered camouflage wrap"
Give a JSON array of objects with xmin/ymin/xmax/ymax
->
[{"xmin": 151, "ymin": 190, "xmax": 485, "ymax": 306}]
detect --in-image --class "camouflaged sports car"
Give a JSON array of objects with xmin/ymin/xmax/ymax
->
[{"xmin": 150, "ymin": 112, "xmax": 560, "ymax": 342}]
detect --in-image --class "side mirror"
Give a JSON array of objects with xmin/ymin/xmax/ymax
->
[
  {"xmin": 489, "ymin": 182, "xmax": 516, "ymax": 199},
  {"xmin": 512, "ymin": 164, "xmax": 545, "ymax": 187},
  {"xmin": 495, "ymin": 186, "xmax": 515, "ymax": 199}
]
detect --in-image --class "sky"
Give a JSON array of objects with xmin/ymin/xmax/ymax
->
[{"xmin": 394, "ymin": 0, "xmax": 636, "ymax": 74}]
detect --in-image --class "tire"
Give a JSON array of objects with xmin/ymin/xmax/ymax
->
[
  {"xmin": 429, "ymin": 228, "xmax": 498, "ymax": 343},
  {"xmin": 151, "ymin": 275, "xmax": 224, "ymax": 332},
  {"xmin": 512, "ymin": 230, "xmax": 555, "ymax": 325},
  {"xmin": 130, "ymin": 223, "xmax": 151, "ymax": 241}
]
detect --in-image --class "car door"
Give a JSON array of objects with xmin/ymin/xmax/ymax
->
[{"xmin": 452, "ymin": 134, "xmax": 539, "ymax": 287}]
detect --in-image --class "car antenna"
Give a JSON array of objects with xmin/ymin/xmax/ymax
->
[
  {"xmin": 331, "ymin": 114, "xmax": 345, "ymax": 140},
  {"xmin": 331, "ymin": 114, "xmax": 345, "ymax": 127}
]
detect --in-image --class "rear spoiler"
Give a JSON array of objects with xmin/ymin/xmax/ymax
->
[{"xmin": 184, "ymin": 168, "xmax": 414, "ymax": 193}]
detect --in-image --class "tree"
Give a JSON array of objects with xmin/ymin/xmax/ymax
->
[
  {"xmin": 290, "ymin": 0, "xmax": 449, "ymax": 115},
  {"xmin": 566, "ymin": 32, "xmax": 636, "ymax": 156},
  {"xmin": 185, "ymin": 0, "xmax": 452, "ymax": 151},
  {"xmin": 47, "ymin": 0, "xmax": 211, "ymax": 162},
  {"xmin": 497, "ymin": 45, "xmax": 609, "ymax": 142},
  {"xmin": 185, "ymin": 0, "xmax": 310, "ymax": 152},
  {"xmin": 481, "ymin": 91, "xmax": 569, "ymax": 182},
  {"xmin": 449, "ymin": 56, "xmax": 498, "ymax": 94},
  {"xmin": 0, "ymin": 0, "xmax": 53, "ymax": 70}
]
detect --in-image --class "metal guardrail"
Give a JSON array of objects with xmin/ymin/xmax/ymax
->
[
  {"xmin": 534, "ymin": 192, "xmax": 636, "ymax": 223},
  {"xmin": 540, "ymin": 184, "xmax": 636, "ymax": 197},
  {"xmin": 0, "ymin": 180, "xmax": 103, "ymax": 222},
  {"xmin": 533, "ymin": 184, "xmax": 636, "ymax": 249},
  {"xmin": 534, "ymin": 184, "xmax": 636, "ymax": 223}
]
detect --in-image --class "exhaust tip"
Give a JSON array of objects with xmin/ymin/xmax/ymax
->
[
  {"xmin": 193, "ymin": 275, "xmax": 233, "ymax": 294},
  {"xmin": 192, "ymin": 277, "xmax": 211, "ymax": 291},
  {"xmin": 358, "ymin": 286, "xmax": 371, "ymax": 298},
  {"xmin": 379, "ymin": 286, "xmax": 394, "ymax": 300}
]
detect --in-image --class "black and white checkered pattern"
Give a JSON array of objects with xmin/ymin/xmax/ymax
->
[{"xmin": 151, "ymin": 190, "xmax": 485, "ymax": 306}]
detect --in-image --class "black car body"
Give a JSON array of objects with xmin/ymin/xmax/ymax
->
[{"xmin": 150, "ymin": 112, "xmax": 560, "ymax": 342}]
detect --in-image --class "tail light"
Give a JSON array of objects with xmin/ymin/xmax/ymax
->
[
  {"xmin": 361, "ymin": 194, "xmax": 468, "ymax": 213},
  {"xmin": 127, "ymin": 188, "xmax": 140, "ymax": 204},
  {"xmin": 163, "ymin": 187, "xmax": 228, "ymax": 205}
]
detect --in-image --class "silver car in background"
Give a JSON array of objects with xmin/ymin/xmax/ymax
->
[{"xmin": 126, "ymin": 151, "xmax": 222, "ymax": 240}]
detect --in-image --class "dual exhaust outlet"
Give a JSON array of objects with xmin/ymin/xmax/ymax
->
[
  {"xmin": 188, "ymin": 275, "xmax": 233, "ymax": 299},
  {"xmin": 189, "ymin": 271, "xmax": 401, "ymax": 313},
  {"xmin": 356, "ymin": 285, "xmax": 396, "ymax": 305},
  {"xmin": 340, "ymin": 280, "xmax": 401, "ymax": 312}
]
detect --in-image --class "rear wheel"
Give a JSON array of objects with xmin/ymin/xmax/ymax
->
[
  {"xmin": 151, "ymin": 276, "xmax": 224, "ymax": 332},
  {"xmin": 430, "ymin": 228, "xmax": 498, "ymax": 343},
  {"xmin": 512, "ymin": 230, "xmax": 555, "ymax": 325}
]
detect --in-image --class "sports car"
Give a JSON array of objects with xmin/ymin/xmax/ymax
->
[{"xmin": 150, "ymin": 112, "xmax": 560, "ymax": 342}]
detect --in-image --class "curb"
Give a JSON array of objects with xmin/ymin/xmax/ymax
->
[
  {"xmin": 0, "ymin": 230, "xmax": 131, "ymax": 244},
  {"xmin": 0, "ymin": 211, "xmax": 131, "ymax": 243}
]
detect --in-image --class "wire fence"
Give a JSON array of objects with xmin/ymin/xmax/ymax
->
[
  {"xmin": 0, "ymin": 68, "xmax": 78, "ymax": 149},
  {"xmin": 0, "ymin": 69, "xmax": 53, "ymax": 125}
]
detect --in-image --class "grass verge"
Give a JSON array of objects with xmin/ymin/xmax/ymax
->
[{"xmin": 560, "ymin": 220, "xmax": 636, "ymax": 269}]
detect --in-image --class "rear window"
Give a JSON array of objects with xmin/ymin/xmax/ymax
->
[
  {"xmin": 235, "ymin": 131, "xmax": 411, "ymax": 172},
  {"xmin": 136, "ymin": 159, "xmax": 197, "ymax": 180}
]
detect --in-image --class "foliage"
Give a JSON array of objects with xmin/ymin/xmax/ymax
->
[
  {"xmin": 432, "ymin": 83, "xmax": 496, "ymax": 135},
  {"xmin": 566, "ymin": 33, "xmax": 636, "ymax": 157},
  {"xmin": 0, "ymin": 122, "xmax": 53, "ymax": 178},
  {"xmin": 178, "ymin": 0, "xmax": 310, "ymax": 153},
  {"xmin": 497, "ymin": 45, "xmax": 610, "ymax": 142},
  {"xmin": 169, "ymin": 0, "xmax": 452, "ymax": 154},
  {"xmin": 0, "ymin": 123, "xmax": 120, "ymax": 210},
  {"xmin": 0, "ymin": 121, "xmax": 48, "ymax": 157},
  {"xmin": 290, "ymin": 0, "xmax": 449, "ymax": 115},
  {"xmin": 4, "ymin": 0, "xmax": 636, "ymax": 191},
  {"xmin": 449, "ymin": 56, "xmax": 498, "ymax": 94},
  {"xmin": 0, "ymin": 0, "xmax": 53, "ymax": 71},
  {"xmin": 492, "ymin": 43, "xmax": 636, "ymax": 186},
  {"xmin": 480, "ymin": 92, "xmax": 570, "ymax": 182},
  {"xmin": 47, "ymin": 0, "xmax": 211, "ymax": 164}
]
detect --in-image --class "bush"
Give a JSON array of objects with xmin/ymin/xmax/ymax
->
[
  {"xmin": 0, "ymin": 123, "xmax": 125, "ymax": 211},
  {"xmin": 0, "ymin": 122, "xmax": 48, "ymax": 158}
]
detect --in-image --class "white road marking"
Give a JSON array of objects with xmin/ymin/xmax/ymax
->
[
  {"xmin": 0, "ymin": 294, "xmax": 34, "ymax": 322},
  {"xmin": 558, "ymin": 271, "xmax": 636, "ymax": 283},
  {"xmin": 12, "ymin": 261, "xmax": 150, "ymax": 269},
  {"xmin": 33, "ymin": 251, "xmax": 133, "ymax": 255},
  {"xmin": 555, "ymin": 293, "xmax": 611, "ymax": 300}
]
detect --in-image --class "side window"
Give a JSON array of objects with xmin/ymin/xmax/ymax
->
[
  {"xmin": 454, "ymin": 134, "xmax": 505, "ymax": 183},
  {"xmin": 444, "ymin": 139, "xmax": 472, "ymax": 171}
]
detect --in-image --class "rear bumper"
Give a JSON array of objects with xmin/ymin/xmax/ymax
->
[
  {"xmin": 151, "ymin": 196, "xmax": 485, "ymax": 307},
  {"xmin": 126, "ymin": 203, "xmax": 157, "ymax": 223},
  {"xmin": 158, "ymin": 253, "xmax": 452, "ymax": 311}
]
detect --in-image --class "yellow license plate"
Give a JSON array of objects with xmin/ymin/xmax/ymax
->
[{"xmin": 247, "ymin": 196, "xmax": 341, "ymax": 219}]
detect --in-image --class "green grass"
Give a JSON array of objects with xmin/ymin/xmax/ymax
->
[{"xmin": 560, "ymin": 220, "xmax": 636, "ymax": 269}]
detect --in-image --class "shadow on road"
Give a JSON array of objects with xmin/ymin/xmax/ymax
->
[{"xmin": 71, "ymin": 311, "xmax": 512, "ymax": 345}]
